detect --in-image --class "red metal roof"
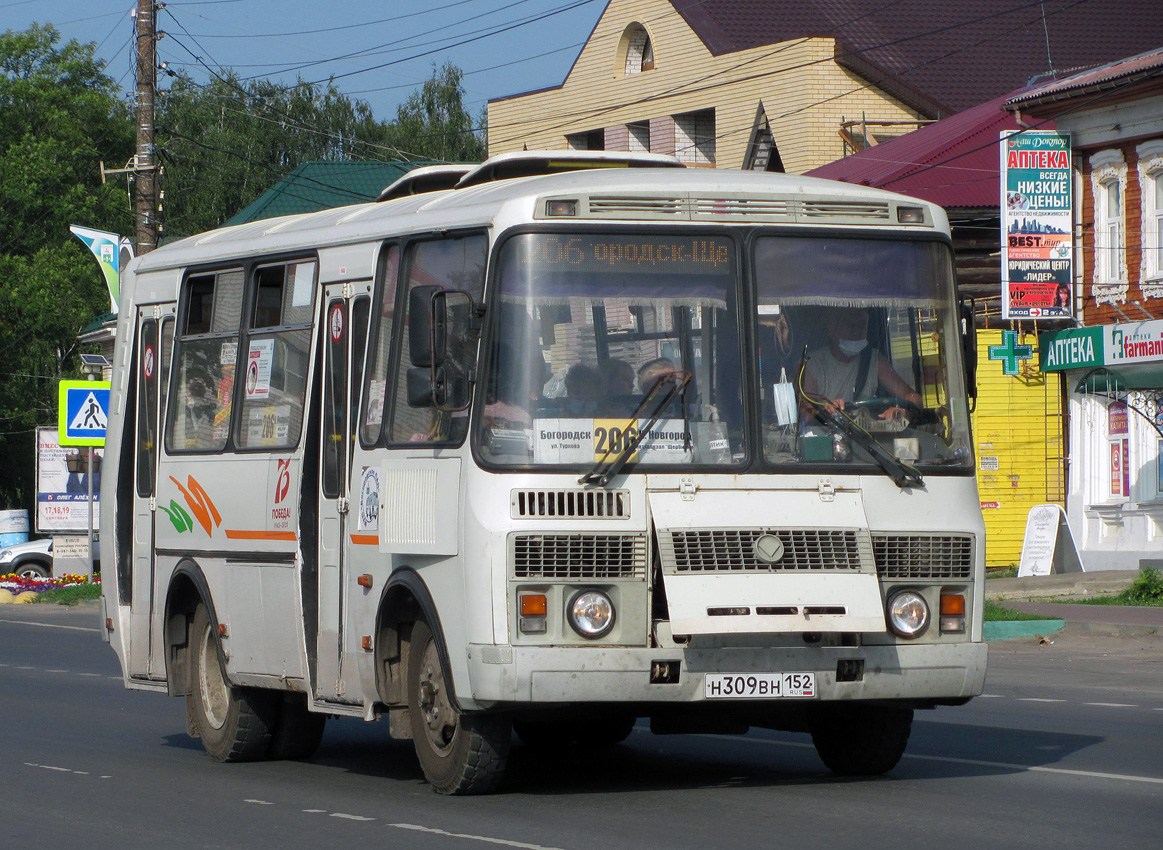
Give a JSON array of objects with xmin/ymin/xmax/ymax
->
[
  {"xmin": 669, "ymin": 1, "xmax": 1163, "ymax": 115},
  {"xmin": 1007, "ymin": 45, "xmax": 1163, "ymax": 106},
  {"xmin": 805, "ymin": 94, "xmax": 1048, "ymax": 208}
]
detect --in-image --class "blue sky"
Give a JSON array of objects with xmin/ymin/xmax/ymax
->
[{"xmin": 2, "ymin": 0, "xmax": 608, "ymax": 120}]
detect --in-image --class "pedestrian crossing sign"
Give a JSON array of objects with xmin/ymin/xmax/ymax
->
[{"xmin": 59, "ymin": 380, "xmax": 112, "ymax": 446}]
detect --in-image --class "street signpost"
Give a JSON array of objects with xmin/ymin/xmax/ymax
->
[{"xmin": 58, "ymin": 380, "xmax": 110, "ymax": 577}]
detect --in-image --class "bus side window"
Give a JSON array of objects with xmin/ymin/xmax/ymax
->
[
  {"xmin": 136, "ymin": 318, "xmax": 159, "ymax": 497},
  {"xmin": 166, "ymin": 270, "xmax": 244, "ymax": 452},
  {"xmin": 359, "ymin": 245, "xmax": 400, "ymax": 447},
  {"xmin": 389, "ymin": 233, "xmax": 487, "ymax": 445},
  {"xmin": 235, "ymin": 260, "xmax": 317, "ymax": 450}
]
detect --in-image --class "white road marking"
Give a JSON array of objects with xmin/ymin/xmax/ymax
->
[
  {"xmin": 79, "ymin": 673, "xmax": 102, "ymax": 677},
  {"xmin": 245, "ymin": 800, "xmax": 274, "ymax": 805},
  {"xmin": 978, "ymin": 694, "xmax": 1005, "ymax": 698},
  {"xmin": 303, "ymin": 809, "xmax": 327, "ymax": 813},
  {"xmin": 26, "ymin": 763, "xmax": 72, "ymax": 772},
  {"xmin": 1019, "ymin": 698, "xmax": 1066, "ymax": 703},
  {"xmin": 332, "ymin": 813, "xmax": 375, "ymax": 822},
  {"xmin": 391, "ymin": 823, "xmax": 565, "ymax": 849},
  {"xmin": 45, "ymin": 669, "xmax": 69, "ymax": 673},
  {"xmin": 720, "ymin": 737, "xmax": 1163, "ymax": 785},
  {"xmin": 0, "ymin": 619, "xmax": 100, "ymax": 633},
  {"xmin": 1085, "ymin": 702, "xmax": 1137, "ymax": 708}
]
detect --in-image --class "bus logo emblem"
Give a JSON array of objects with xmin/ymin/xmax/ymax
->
[{"xmin": 753, "ymin": 534, "xmax": 785, "ymax": 564}]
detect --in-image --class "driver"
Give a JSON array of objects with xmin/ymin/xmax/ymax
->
[{"xmin": 801, "ymin": 308, "xmax": 921, "ymax": 417}]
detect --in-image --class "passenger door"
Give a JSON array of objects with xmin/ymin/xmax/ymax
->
[
  {"xmin": 129, "ymin": 310, "xmax": 173, "ymax": 678},
  {"xmin": 314, "ymin": 285, "xmax": 370, "ymax": 701}
]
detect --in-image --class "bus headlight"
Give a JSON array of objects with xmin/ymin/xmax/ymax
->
[
  {"xmin": 567, "ymin": 589, "xmax": 615, "ymax": 639},
  {"xmin": 887, "ymin": 590, "xmax": 930, "ymax": 638}
]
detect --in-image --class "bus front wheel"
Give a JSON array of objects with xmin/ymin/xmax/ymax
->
[
  {"xmin": 810, "ymin": 704, "xmax": 913, "ymax": 776},
  {"xmin": 407, "ymin": 620, "xmax": 510, "ymax": 794},
  {"xmin": 188, "ymin": 604, "xmax": 276, "ymax": 762}
]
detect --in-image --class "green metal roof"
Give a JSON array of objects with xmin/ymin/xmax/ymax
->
[{"xmin": 224, "ymin": 160, "xmax": 443, "ymax": 226}]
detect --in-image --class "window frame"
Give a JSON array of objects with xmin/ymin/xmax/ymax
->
[{"xmin": 164, "ymin": 253, "xmax": 318, "ymax": 456}]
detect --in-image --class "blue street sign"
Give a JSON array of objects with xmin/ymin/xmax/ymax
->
[{"xmin": 58, "ymin": 380, "xmax": 111, "ymax": 446}]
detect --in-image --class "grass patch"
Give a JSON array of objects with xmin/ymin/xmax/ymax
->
[
  {"xmin": 987, "ymin": 566, "xmax": 1019, "ymax": 579},
  {"xmin": 1049, "ymin": 567, "xmax": 1163, "ymax": 608},
  {"xmin": 984, "ymin": 599, "xmax": 1051, "ymax": 621},
  {"xmin": 32, "ymin": 584, "xmax": 102, "ymax": 606}
]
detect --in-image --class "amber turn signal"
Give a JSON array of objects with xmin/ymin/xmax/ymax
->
[{"xmin": 520, "ymin": 594, "xmax": 548, "ymax": 616}]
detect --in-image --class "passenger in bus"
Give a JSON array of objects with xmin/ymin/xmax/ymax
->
[
  {"xmin": 801, "ymin": 308, "xmax": 921, "ymax": 417},
  {"xmin": 637, "ymin": 357, "xmax": 678, "ymax": 393},
  {"xmin": 563, "ymin": 363, "xmax": 605, "ymax": 415},
  {"xmin": 604, "ymin": 358, "xmax": 636, "ymax": 396}
]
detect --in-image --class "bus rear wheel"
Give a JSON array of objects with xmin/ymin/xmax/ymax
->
[
  {"xmin": 188, "ymin": 604, "xmax": 276, "ymax": 762},
  {"xmin": 408, "ymin": 620, "xmax": 510, "ymax": 795},
  {"xmin": 809, "ymin": 703, "xmax": 913, "ymax": 776}
]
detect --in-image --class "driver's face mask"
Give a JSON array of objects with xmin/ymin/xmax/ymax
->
[{"xmin": 836, "ymin": 337, "xmax": 868, "ymax": 356}]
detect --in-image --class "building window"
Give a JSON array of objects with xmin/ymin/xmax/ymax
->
[
  {"xmin": 627, "ymin": 121, "xmax": 650, "ymax": 153},
  {"xmin": 620, "ymin": 23, "xmax": 654, "ymax": 76},
  {"xmin": 566, "ymin": 130, "xmax": 605, "ymax": 151},
  {"xmin": 673, "ymin": 109, "xmax": 715, "ymax": 165},
  {"xmin": 1137, "ymin": 140, "xmax": 1163, "ymax": 293},
  {"xmin": 1089, "ymin": 149, "xmax": 1127, "ymax": 301}
]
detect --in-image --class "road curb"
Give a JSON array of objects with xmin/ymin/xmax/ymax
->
[{"xmin": 984, "ymin": 619, "xmax": 1065, "ymax": 641}]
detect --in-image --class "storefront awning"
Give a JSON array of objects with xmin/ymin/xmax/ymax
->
[{"xmin": 1075, "ymin": 364, "xmax": 1163, "ymax": 394}]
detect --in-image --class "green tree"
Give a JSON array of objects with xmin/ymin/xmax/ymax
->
[
  {"xmin": 387, "ymin": 62, "xmax": 486, "ymax": 163},
  {"xmin": 156, "ymin": 71, "xmax": 405, "ymax": 236},
  {"xmin": 0, "ymin": 23, "xmax": 133, "ymax": 511}
]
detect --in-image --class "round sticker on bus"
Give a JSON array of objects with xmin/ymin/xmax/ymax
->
[
  {"xmin": 143, "ymin": 345, "xmax": 155, "ymax": 380},
  {"xmin": 330, "ymin": 304, "xmax": 344, "ymax": 342}
]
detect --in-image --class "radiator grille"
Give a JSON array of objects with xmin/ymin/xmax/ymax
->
[
  {"xmin": 873, "ymin": 534, "xmax": 974, "ymax": 579},
  {"xmin": 512, "ymin": 489, "xmax": 629, "ymax": 519},
  {"xmin": 511, "ymin": 533, "xmax": 646, "ymax": 579},
  {"xmin": 663, "ymin": 529, "xmax": 868, "ymax": 573},
  {"xmin": 690, "ymin": 197, "xmax": 795, "ymax": 218}
]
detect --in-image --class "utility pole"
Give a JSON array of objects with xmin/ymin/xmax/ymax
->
[{"xmin": 135, "ymin": 0, "xmax": 158, "ymax": 255}]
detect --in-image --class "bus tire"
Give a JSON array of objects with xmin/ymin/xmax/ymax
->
[
  {"xmin": 188, "ymin": 604, "xmax": 276, "ymax": 762},
  {"xmin": 408, "ymin": 620, "xmax": 510, "ymax": 795},
  {"xmin": 810, "ymin": 703, "xmax": 913, "ymax": 776},
  {"xmin": 268, "ymin": 694, "xmax": 326, "ymax": 760}
]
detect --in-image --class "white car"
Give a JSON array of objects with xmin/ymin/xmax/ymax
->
[{"xmin": 0, "ymin": 538, "xmax": 54, "ymax": 578}]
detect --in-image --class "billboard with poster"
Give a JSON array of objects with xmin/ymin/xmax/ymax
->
[
  {"xmin": 1001, "ymin": 130, "xmax": 1072, "ymax": 319},
  {"xmin": 35, "ymin": 426, "xmax": 102, "ymax": 533}
]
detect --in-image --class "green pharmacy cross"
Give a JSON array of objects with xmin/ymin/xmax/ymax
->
[{"xmin": 988, "ymin": 330, "xmax": 1034, "ymax": 376}]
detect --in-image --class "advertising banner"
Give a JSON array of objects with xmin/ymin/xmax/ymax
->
[
  {"xmin": 36, "ymin": 427, "xmax": 102, "ymax": 533},
  {"xmin": 1001, "ymin": 130, "xmax": 1072, "ymax": 319},
  {"xmin": 69, "ymin": 225, "xmax": 133, "ymax": 314}
]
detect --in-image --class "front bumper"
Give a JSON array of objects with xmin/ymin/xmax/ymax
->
[{"xmin": 462, "ymin": 640, "xmax": 987, "ymax": 709}]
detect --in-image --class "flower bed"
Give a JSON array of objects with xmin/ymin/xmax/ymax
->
[{"xmin": 0, "ymin": 573, "xmax": 98, "ymax": 594}]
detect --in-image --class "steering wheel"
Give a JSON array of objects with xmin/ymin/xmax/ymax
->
[{"xmin": 844, "ymin": 396, "xmax": 922, "ymax": 421}]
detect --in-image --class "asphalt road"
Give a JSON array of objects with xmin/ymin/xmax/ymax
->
[{"xmin": 2, "ymin": 605, "xmax": 1161, "ymax": 850}]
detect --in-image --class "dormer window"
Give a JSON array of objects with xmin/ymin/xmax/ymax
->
[{"xmin": 619, "ymin": 23, "xmax": 654, "ymax": 76}]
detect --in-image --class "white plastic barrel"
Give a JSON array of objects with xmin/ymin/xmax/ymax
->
[{"xmin": 0, "ymin": 509, "xmax": 30, "ymax": 547}]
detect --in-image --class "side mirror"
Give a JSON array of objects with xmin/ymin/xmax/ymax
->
[
  {"xmin": 959, "ymin": 298, "xmax": 978, "ymax": 400},
  {"xmin": 408, "ymin": 285, "xmax": 445, "ymax": 367},
  {"xmin": 406, "ymin": 363, "xmax": 469, "ymax": 409}
]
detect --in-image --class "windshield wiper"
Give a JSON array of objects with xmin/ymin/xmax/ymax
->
[
  {"xmin": 812, "ymin": 405, "xmax": 925, "ymax": 490},
  {"xmin": 579, "ymin": 372, "xmax": 691, "ymax": 488}
]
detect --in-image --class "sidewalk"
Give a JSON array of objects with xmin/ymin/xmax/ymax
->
[{"xmin": 986, "ymin": 570, "xmax": 1162, "ymax": 637}]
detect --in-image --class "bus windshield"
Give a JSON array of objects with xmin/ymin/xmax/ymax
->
[
  {"xmin": 754, "ymin": 235, "xmax": 972, "ymax": 474},
  {"xmin": 478, "ymin": 232, "xmax": 745, "ymax": 468},
  {"xmin": 477, "ymin": 230, "xmax": 972, "ymax": 477}
]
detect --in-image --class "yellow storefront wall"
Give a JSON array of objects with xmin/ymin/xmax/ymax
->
[{"xmin": 971, "ymin": 330, "xmax": 1066, "ymax": 569}]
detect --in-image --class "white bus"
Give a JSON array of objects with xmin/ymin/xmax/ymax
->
[{"xmin": 101, "ymin": 151, "xmax": 986, "ymax": 795}]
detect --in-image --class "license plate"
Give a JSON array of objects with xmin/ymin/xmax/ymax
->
[{"xmin": 704, "ymin": 672, "xmax": 816, "ymax": 699}]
